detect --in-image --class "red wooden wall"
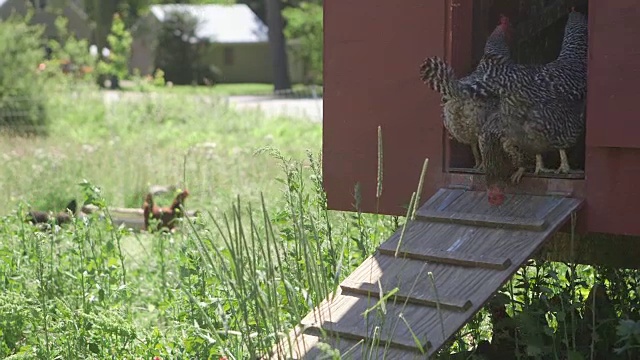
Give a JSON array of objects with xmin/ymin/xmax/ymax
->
[
  {"xmin": 585, "ymin": 1, "xmax": 640, "ymax": 235},
  {"xmin": 323, "ymin": 0, "xmax": 448, "ymax": 215}
]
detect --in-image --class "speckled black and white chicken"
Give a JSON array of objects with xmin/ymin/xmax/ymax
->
[
  {"xmin": 419, "ymin": 16, "xmax": 513, "ymax": 170},
  {"xmin": 480, "ymin": 8, "xmax": 588, "ymax": 183}
]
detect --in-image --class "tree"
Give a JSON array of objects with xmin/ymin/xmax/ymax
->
[
  {"xmin": 265, "ymin": 0, "xmax": 291, "ymax": 90},
  {"xmin": 83, "ymin": 0, "xmax": 121, "ymax": 52},
  {"xmin": 283, "ymin": 1, "xmax": 322, "ymax": 84},
  {"xmin": 96, "ymin": 13, "xmax": 132, "ymax": 88},
  {"xmin": 84, "ymin": 0, "xmax": 240, "ymax": 49},
  {"xmin": 153, "ymin": 10, "xmax": 219, "ymax": 85}
]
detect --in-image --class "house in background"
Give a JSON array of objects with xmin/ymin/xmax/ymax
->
[
  {"xmin": 130, "ymin": 3, "xmax": 304, "ymax": 84},
  {"xmin": 0, "ymin": 0, "xmax": 91, "ymax": 40}
]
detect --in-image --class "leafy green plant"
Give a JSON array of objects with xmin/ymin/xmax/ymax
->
[
  {"xmin": 97, "ymin": 13, "xmax": 132, "ymax": 87},
  {"xmin": 153, "ymin": 68, "xmax": 166, "ymax": 87}
]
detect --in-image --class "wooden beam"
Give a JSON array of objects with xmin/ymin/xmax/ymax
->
[{"xmin": 540, "ymin": 232, "xmax": 640, "ymax": 269}]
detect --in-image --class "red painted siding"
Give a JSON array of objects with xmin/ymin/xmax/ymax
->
[
  {"xmin": 586, "ymin": 147, "xmax": 640, "ymax": 235},
  {"xmin": 586, "ymin": 0, "xmax": 640, "ymax": 149},
  {"xmin": 584, "ymin": 1, "xmax": 640, "ymax": 235},
  {"xmin": 323, "ymin": 0, "xmax": 447, "ymax": 215}
]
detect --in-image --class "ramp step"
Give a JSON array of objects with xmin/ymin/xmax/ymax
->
[
  {"xmin": 340, "ymin": 255, "xmax": 501, "ymax": 314},
  {"xmin": 417, "ymin": 209, "xmax": 548, "ymax": 231},
  {"xmin": 421, "ymin": 188, "xmax": 565, "ymax": 228},
  {"xmin": 378, "ymin": 245, "xmax": 512, "ymax": 270},
  {"xmin": 340, "ymin": 281, "xmax": 472, "ymax": 312},
  {"xmin": 269, "ymin": 332, "xmax": 425, "ymax": 360},
  {"xmin": 300, "ymin": 294, "xmax": 441, "ymax": 351}
]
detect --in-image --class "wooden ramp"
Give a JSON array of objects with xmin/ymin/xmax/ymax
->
[{"xmin": 270, "ymin": 189, "xmax": 583, "ymax": 359}]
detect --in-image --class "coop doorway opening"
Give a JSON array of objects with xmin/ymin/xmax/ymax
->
[{"xmin": 446, "ymin": 0, "xmax": 588, "ymax": 181}]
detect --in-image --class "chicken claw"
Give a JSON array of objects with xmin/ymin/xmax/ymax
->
[{"xmin": 510, "ymin": 167, "xmax": 526, "ymax": 184}]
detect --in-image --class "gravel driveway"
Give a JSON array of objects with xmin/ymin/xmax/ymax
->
[
  {"xmin": 226, "ymin": 95, "xmax": 323, "ymax": 122},
  {"xmin": 103, "ymin": 91, "xmax": 323, "ymax": 122}
]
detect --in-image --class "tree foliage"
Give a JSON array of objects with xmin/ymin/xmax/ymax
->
[
  {"xmin": 0, "ymin": 13, "xmax": 49, "ymax": 135},
  {"xmin": 83, "ymin": 0, "xmax": 231, "ymax": 54},
  {"xmin": 283, "ymin": 2, "xmax": 322, "ymax": 84},
  {"xmin": 81, "ymin": 0, "xmax": 322, "ymax": 86}
]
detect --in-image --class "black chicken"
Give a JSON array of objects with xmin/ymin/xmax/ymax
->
[
  {"xmin": 27, "ymin": 199, "xmax": 77, "ymax": 226},
  {"xmin": 419, "ymin": 15, "xmax": 513, "ymax": 170}
]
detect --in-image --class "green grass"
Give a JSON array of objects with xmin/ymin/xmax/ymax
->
[
  {"xmin": 0, "ymin": 81, "xmax": 639, "ymax": 360},
  {"xmin": 0, "ymin": 83, "xmax": 320, "ymax": 213},
  {"xmin": 0, "ymin": 80, "xmax": 397, "ymax": 359}
]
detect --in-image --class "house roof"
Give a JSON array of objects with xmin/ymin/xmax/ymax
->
[{"xmin": 148, "ymin": 4, "xmax": 268, "ymax": 43}]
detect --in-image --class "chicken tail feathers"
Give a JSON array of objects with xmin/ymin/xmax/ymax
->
[
  {"xmin": 64, "ymin": 199, "xmax": 77, "ymax": 215},
  {"xmin": 420, "ymin": 56, "xmax": 493, "ymax": 100},
  {"xmin": 420, "ymin": 56, "xmax": 457, "ymax": 98}
]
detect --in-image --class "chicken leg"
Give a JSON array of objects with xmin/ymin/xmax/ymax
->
[
  {"xmin": 534, "ymin": 150, "xmax": 572, "ymax": 175},
  {"xmin": 472, "ymin": 142, "xmax": 485, "ymax": 170},
  {"xmin": 533, "ymin": 154, "xmax": 557, "ymax": 175},
  {"xmin": 556, "ymin": 149, "xmax": 571, "ymax": 174}
]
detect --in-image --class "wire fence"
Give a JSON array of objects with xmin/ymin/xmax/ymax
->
[{"xmin": 0, "ymin": 94, "xmax": 49, "ymax": 135}]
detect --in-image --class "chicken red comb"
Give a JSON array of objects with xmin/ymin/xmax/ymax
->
[
  {"xmin": 498, "ymin": 14, "xmax": 511, "ymax": 33},
  {"xmin": 487, "ymin": 186, "xmax": 505, "ymax": 206}
]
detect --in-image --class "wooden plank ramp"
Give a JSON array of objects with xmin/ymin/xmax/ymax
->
[{"xmin": 269, "ymin": 189, "xmax": 583, "ymax": 359}]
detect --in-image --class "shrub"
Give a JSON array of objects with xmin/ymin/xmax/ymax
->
[
  {"xmin": 46, "ymin": 16, "xmax": 95, "ymax": 80},
  {"xmin": 0, "ymin": 14, "xmax": 49, "ymax": 135}
]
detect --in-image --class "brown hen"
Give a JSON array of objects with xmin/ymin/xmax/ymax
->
[{"xmin": 142, "ymin": 189, "xmax": 190, "ymax": 232}]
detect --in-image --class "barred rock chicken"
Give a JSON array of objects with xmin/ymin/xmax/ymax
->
[
  {"xmin": 142, "ymin": 189, "xmax": 190, "ymax": 232},
  {"xmin": 419, "ymin": 15, "xmax": 513, "ymax": 170},
  {"xmin": 480, "ymin": 8, "xmax": 588, "ymax": 182}
]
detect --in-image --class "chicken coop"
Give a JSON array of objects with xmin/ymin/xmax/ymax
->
[{"xmin": 270, "ymin": 0, "xmax": 640, "ymax": 359}]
